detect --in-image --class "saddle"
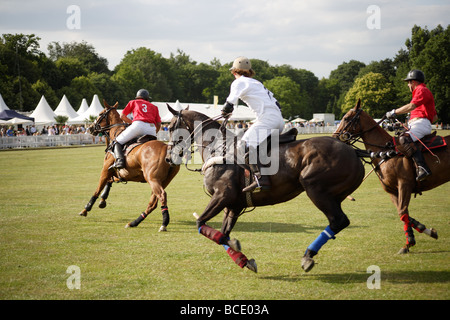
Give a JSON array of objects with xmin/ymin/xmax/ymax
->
[
  {"xmin": 267, "ymin": 128, "xmax": 298, "ymax": 146},
  {"xmin": 123, "ymin": 134, "xmax": 157, "ymax": 156},
  {"xmin": 393, "ymin": 131, "xmax": 447, "ymax": 154},
  {"xmin": 107, "ymin": 134, "xmax": 156, "ymax": 156}
]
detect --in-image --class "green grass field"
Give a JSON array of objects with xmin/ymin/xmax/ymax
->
[{"xmin": 0, "ymin": 134, "xmax": 449, "ymax": 300}]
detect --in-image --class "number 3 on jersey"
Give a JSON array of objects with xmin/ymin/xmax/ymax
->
[{"xmin": 142, "ymin": 104, "xmax": 148, "ymax": 113}]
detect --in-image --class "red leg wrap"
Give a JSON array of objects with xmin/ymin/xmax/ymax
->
[
  {"xmin": 200, "ymin": 225, "xmax": 225, "ymax": 244},
  {"xmin": 227, "ymin": 248, "xmax": 248, "ymax": 268},
  {"xmin": 400, "ymin": 214, "xmax": 415, "ymax": 246}
]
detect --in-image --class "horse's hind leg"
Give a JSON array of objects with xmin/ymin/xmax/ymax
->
[
  {"xmin": 150, "ymin": 182, "xmax": 170, "ymax": 232},
  {"xmin": 125, "ymin": 193, "xmax": 158, "ymax": 228},
  {"xmin": 409, "ymin": 217, "xmax": 438, "ymax": 239},
  {"xmin": 398, "ymin": 213, "xmax": 438, "ymax": 254},
  {"xmin": 135, "ymin": 180, "xmax": 169, "ymax": 232}
]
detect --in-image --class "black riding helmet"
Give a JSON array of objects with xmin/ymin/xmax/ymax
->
[
  {"xmin": 136, "ymin": 89, "xmax": 151, "ymax": 101},
  {"xmin": 404, "ymin": 69, "xmax": 425, "ymax": 83}
]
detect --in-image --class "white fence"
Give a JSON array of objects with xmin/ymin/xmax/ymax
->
[{"xmin": 0, "ymin": 127, "xmax": 338, "ymax": 150}]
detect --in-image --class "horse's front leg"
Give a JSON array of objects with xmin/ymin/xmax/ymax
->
[
  {"xmin": 197, "ymin": 199, "xmax": 256, "ymax": 272},
  {"xmin": 79, "ymin": 168, "xmax": 112, "ymax": 217},
  {"xmin": 98, "ymin": 180, "xmax": 113, "ymax": 208},
  {"xmin": 220, "ymin": 207, "xmax": 257, "ymax": 273},
  {"xmin": 390, "ymin": 185, "xmax": 417, "ymax": 254},
  {"xmin": 196, "ymin": 196, "xmax": 236, "ymax": 249}
]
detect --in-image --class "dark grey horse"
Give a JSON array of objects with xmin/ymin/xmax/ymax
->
[{"xmin": 165, "ymin": 105, "xmax": 364, "ymax": 272}]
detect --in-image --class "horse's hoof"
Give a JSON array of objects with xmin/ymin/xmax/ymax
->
[
  {"xmin": 125, "ymin": 223, "xmax": 131, "ymax": 228},
  {"xmin": 79, "ymin": 210, "xmax": 87, "ymax": 217},
  {"xmin": 228, "ymin": 238, "xmax": 241, "ymax": 252},
  {"xmin": 246, "ymin": 259, "xmax": 257, "ymax": 273},
  {"xmin": 301, "ymin": 256, "xmax": 315, "ymax": 272},
  {"xmin": 430, "ymin": 228, "xmax": 438, "ymax": 240},
  {"xmin": 397, "ymin": 246, "xmax": 409, "ymax": 254},
  {"xmin": 159, "ymin": 225, "xmax": 167, "ymax": 232},
  {"xmin": 98, "ymin": 200, "xmax": 106, "ymax": 209}
]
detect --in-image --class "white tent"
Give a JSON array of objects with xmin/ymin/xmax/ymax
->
[
  {"xmin": 156, "ymin": 100, "xmax": 184, "ymax": 122},
  {"xmin": 0, "ymin": 93, "xmax": 10, "ymax": 111},
  {"xmin": 54, "ymin": 95, "xmax": 79, "ymax": 120},
  {"xmin": 68, "ymin": 95, "xmax": 105, "ymax": 124},
  {"xmin": 292, "ymin": 117, "xmax": 307, "ymax": 123},
  {"xmin": 30, "ymin": 96, "xmax": 57, "ymax": 125},
  {"xmin": 77, "ymin": 98, "xmax": 89, "ymax": 115}
]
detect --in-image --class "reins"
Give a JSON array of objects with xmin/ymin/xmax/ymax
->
[
  {"xmin": 92, "ymin": 108, "xmax": 129, "ymax": 143},
  {"xmin": 335, "ymin": 110, "xmax": 394, "ymax": 183},
  {"xmin": 169, "ymin": 110, "xmax": 225, "ymax": 172}
]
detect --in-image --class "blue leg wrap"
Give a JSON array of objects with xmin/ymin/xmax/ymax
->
[{"xmin": 306, "ymin": 226, "xmax": 336, "ymax": 254}]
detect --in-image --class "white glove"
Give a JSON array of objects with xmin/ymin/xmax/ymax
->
[{"xmin": 385, "ymin": 109, "xmax": 396, "ymax": 119}]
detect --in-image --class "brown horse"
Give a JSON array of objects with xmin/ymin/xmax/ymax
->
[
  {"xmin": 164, "ymin": 105, "xmax": 365, "ymax": 272},
  {"xmin": 334, "ymin": 100, "xmax": 448, "ymax": 253},
  {"xmin": 79, "ymin": 100, "xmax": 180, "ymax": 231}
]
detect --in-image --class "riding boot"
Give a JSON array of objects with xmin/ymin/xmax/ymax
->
[
  {"xmin": 411, "ymin": 149, "xmax": 431, "ymax": 181},
  {"xmin": 242, "ymin": 147, "xmax": 270, "ymax": 193},
  {"xmin": 113, "ymin": 142, "xmax": 126, "ymax": 169},
  {"xmin": 398, "ymin": 134, "xmax": 430, "ymax": 182}
]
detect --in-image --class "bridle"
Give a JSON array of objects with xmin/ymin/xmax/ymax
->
[
  {"xmin": 91, "ymin": 107, "xmax": 128, "ymax": 139},
  {"xmin": 334, "ymin": 108, "xmax": 386, "ymax": 148},
  {"xmin": 166, "ymin": 110, "xmax": 195, "ymax": 163},
  {"xmin": 166, "ymin": 110, "xmax": 227, "ymax": 169}
]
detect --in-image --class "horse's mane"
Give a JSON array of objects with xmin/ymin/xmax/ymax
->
[{"xmin": 183, "ymin": 109, "xmax": 236, "ymax": 138}]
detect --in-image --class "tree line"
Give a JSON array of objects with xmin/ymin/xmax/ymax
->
[{"xmin": 1, "ymin": 24, "xmax": 448, "ymax": 123}]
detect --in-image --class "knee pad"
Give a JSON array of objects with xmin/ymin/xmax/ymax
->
[{"xmin": 398, "ymin": 134, "xmax": 416, "ymax": 157}]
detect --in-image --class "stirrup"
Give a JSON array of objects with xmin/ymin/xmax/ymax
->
[
  {"xmin": 109, "ymin": 160, "xmax": 125, "ymax": 170},
  {"xmin": 242, "ymin": 176, "xmax": 262, "ymax": 193},
  {"xmin": 416, "ymin": 166, "xmax": 431, "ymax": 182}
]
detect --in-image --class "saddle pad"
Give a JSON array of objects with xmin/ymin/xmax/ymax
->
[
  {"xmin": 393, "ymin": 133, "xmax": 447, "ymax": 154},
  {"xmin": 124, "ymin": 135, "xmax": 156, "ymax": 156},
  {"xmin": 420, "ymin": 133, "xmax": 447, "ymax": 150}
]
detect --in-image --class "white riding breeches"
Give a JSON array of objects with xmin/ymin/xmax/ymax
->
[
  {"xmin": 116, "ymin": 121, "xmax": 156, "ymax": 144},
  {"xmin": 407, "ymin": 118, "xmax": 431, "ymax": 142},
  {"xmin": 242, "ymin": 113, "xmax": 285, "ymax": 149}
]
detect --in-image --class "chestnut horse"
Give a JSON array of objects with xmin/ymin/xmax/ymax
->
[
  {"xmin": 164, "ymin": 105, "xmax": 365, "ymax": 272},
  {"xmin": 78, "ymin": 100, "xmax": 180, "ymax": 231},
  {"xmin": 334, "ymin": 100, "xmax": 448, "ymax": 253}
]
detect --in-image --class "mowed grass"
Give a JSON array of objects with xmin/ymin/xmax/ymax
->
[{"xmin": 0, "ymin": 133, "xmax": 449, "ymax": 300}]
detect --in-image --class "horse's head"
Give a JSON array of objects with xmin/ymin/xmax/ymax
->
[
  {"xmin": 333, "ymin": 99, "xmax": 365, "ymax": 143},
  {"xmin": 88, "ymin": 100, "xmax": 119, "ymax": 136},
  {"xmin": 165, "ymin": 104, "xmax": 193, "ymax": 165}
]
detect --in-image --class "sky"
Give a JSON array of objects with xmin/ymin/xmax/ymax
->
[{"xmin": 0, "ymin": 0, "xmax": 449, "ymax": 79}]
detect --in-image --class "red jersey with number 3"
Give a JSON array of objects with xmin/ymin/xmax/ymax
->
[
  {"xmin": 122, "ymin": 99, "xmax": 161, "ymax": 124},
  {"xmin": 410, "ymin": 83, "xmax": 436, "ymax": 122}
]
